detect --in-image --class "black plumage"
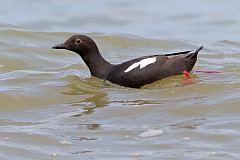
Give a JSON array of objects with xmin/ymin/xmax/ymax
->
[{"xmin": 52, "ymin": 35, "xmax": 203, "ymax": 88}]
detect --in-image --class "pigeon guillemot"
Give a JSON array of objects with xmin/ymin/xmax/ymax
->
[{"xmin": 52, "ymin": 35, "xmax": 203, "ymax": 88}]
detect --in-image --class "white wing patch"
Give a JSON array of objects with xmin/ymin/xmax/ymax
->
[{"xmin": 124, "ymin": 57, "xmax": 157, "ymax": 73}]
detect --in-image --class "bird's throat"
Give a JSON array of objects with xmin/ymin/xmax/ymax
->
[{"xmin": 80, "ymin": 51, "xmax": 113, "ymax": 79}]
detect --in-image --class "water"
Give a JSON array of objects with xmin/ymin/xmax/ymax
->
[{"xmin": 0, "ymin": 0, "xmax": 240, "ymax": 159}]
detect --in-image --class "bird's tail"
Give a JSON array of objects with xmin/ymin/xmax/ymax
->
[
  {"xmin": 186, "ymin": 46, "xmax": 203, "ymax": 59},
  {"xmin": 185, "ymin": 46, "xmax": 203, "ymax": 72}
]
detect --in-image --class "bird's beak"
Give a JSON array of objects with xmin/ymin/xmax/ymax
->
[{"xmin": 52, "ymin": 43, "xmax": 66, "ymax": 49}]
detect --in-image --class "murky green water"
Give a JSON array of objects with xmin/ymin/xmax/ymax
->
[{"xmin": 0, "ymin": 0, "xmax": 240, "ymax": 160}]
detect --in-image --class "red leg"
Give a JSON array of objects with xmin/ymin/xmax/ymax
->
[{"xmin": 183, "ymin": 70, "xmax": 190, "ymax": 79}]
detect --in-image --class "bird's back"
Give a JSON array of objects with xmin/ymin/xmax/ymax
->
[{"xmin": 107, "ymin": 47, "xmax": 202, "ymax": 88}]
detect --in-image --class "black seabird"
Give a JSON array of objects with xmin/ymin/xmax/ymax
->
[{"xmin": 52, "ymin": 35, "xmax": 203, "ymax": 88}]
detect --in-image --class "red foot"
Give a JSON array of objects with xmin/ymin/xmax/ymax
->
[
  {"xmin": 194, "ymin": 69, "xmax": 221, "ymax": 74},
  {"xmin": 182, "ymin": 70, "xmax": 194, "ymax": 85},
  {"xmin": 184, "ymin": 70, "xmax": 190, "ymax": 79}
]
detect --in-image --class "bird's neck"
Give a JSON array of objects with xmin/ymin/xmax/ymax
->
[{"xmin": 80, "ymin": 50, "xmax": 113, "ymax": 79}]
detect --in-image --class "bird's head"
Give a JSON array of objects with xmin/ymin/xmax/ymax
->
[{"xmin": 52, "ymin": 35, "xmax": 98, "ymax": 56}]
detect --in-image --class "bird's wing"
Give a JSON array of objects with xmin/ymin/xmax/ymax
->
[
  {"xmin": 162, "ymin": 50, "xmax": 192, "ymax": 56},
  {"xmin": 108, "ymin": 56, "xmax": 169, "ymax": 88}
]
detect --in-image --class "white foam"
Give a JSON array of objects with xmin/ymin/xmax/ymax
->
[
  {"xmin": 139, "ymin": 129, "xmax": 163, "ymax": 138},
  {"xmin": 124, "ymin": 57, "xmax": 156, "ymax": 73}
]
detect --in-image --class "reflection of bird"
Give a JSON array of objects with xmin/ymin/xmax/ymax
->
[
  {"xmin": 53, "ymin": 35, "xmax": 203, "ymax": 88},
  {"xmin": 62, "ymin": 76, "xmax": 108, "ymax": 117}
]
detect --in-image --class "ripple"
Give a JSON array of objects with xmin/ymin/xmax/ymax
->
[{"xmin": 0, "ymin": 28, "xmax": 240, "ymax": 159}]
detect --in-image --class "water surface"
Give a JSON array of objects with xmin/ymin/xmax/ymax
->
[{"xmin": 0, "ymin": 1, "xmax": 240, "ymax": 160}]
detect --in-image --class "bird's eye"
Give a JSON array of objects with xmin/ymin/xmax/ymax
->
[{"xmin": 75, "ymin": 39, "xmax": 81, "ymax": 44}]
